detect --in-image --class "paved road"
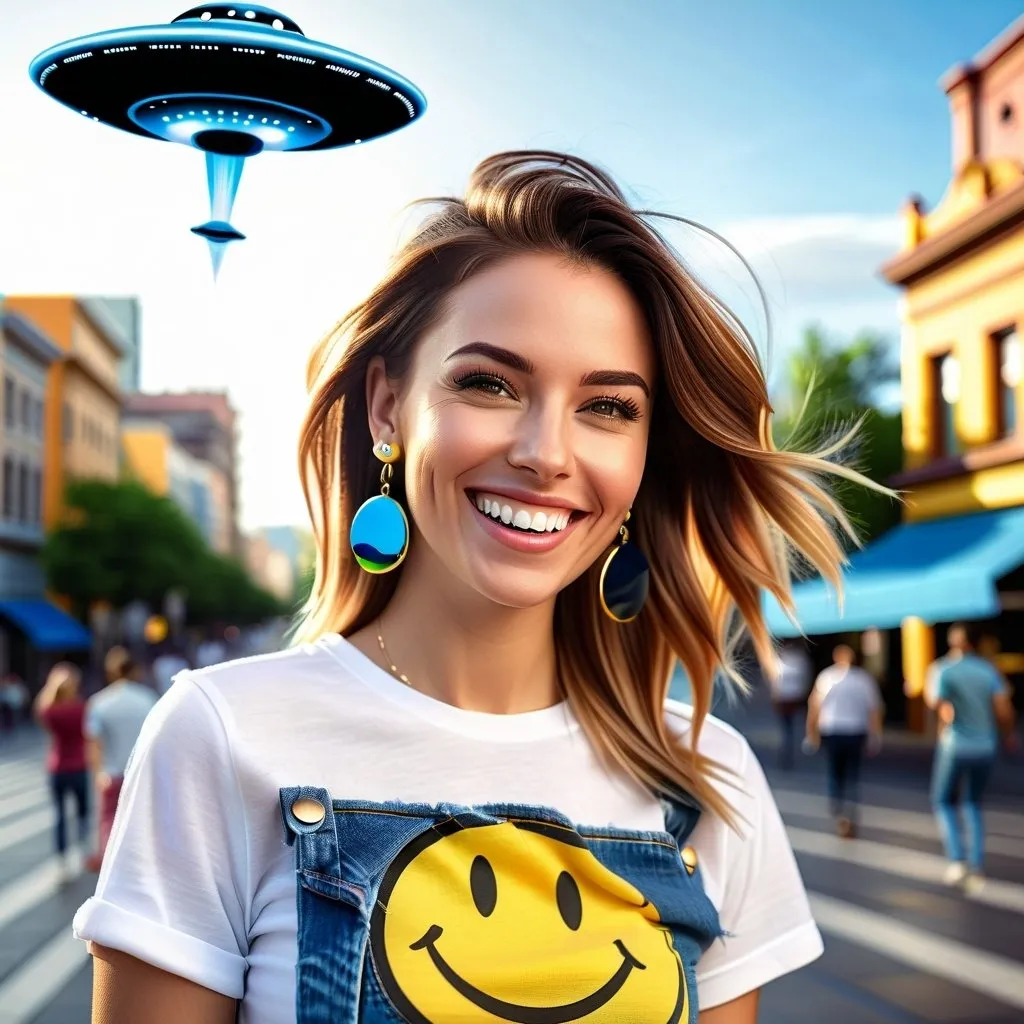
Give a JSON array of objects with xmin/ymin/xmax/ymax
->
[{"xmin": 0, "ymin": 699, "xmax": 1022, "ymax": 1023}]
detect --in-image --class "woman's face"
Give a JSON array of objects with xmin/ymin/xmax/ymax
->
[{"xmin": 372, "ymin": 251, "xmax": 655, "ymax": 611}]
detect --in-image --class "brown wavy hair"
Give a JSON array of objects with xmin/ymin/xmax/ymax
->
[{"xmin": 292, "ymin": 150, "xmax": 868, "ymax": 823}]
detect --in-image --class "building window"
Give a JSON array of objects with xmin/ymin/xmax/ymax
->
[
  {"xmin": 34, "ymin": 398, "xmax": 44, "ymax": 439},
  {"xmin": 19, "ymin": 390, "xmax": 30, "ymax": 432},
  {"xmin": 62, "ymin": 403, "xmax": 74, "ymax": 443},
  {"xmin": 932, "ymin": 353, "xmax": 961, "ymax": 457},
  {"xmin": 30, "ymin": 467, "xmax": 42, "ymax": 524},
  {"xmin": 997, "ymin": 327, "xmax": 1020, "ymax": 438},
  {"xmin": 3, "ymin": 378, "xmax": 13, "ymax": 429},
  {"xmin": 17, "ymin": 463, "xmax": 28, "ymax": 523},
  {"xmin": 1, "ymin": 458, "xmax": 11, "ymax": 519}
]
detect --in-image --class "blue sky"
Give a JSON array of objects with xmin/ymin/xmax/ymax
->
[{"xmin": 1, "ymin": 0, "xmax": 1020, "ymax": 527}]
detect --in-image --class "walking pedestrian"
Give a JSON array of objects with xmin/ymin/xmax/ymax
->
[
  {"xmin": 806, "ymin": 644, "xmax": 884, "ymax": 838},
  {"xmin": 83, "ymin": 647, "xmax": 158, "ymax": 873},
  {"xmin": 32, "ymin": 662, "xmax": 89, "ymax": 880},
  {"xmin": 927, "ymin": 623, "xmax": 1018, "ymax": 892},
  {"xmin": 770, "ymin": 639, "xmax": 813, "ymax": 769}
]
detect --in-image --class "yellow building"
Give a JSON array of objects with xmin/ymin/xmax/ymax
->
[
  {"xmin": 122, "ymin": 419, "xmax": 233, "ymax": 555},
  {"xmin": 883, "ymin": 17, "xmax": 1024, "ymax": 719},
  {"xmin": 764, "ymin": 16, "xmax": 1024, "ymax": 729},
  {"xmin": 1, "ymin": 297, "xmax": 124, "ymax": 529}
]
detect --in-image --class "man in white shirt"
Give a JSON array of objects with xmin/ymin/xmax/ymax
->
[
  {"xmin": 806, "ymin": 644, "xmax": 884, "ymax": 838},
  {"xmin": 84, "ymin": 647, "xmax": 159, "ymax": 872}
]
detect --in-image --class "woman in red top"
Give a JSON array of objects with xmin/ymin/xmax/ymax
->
[{"xmin": 33, "ymin": 662, "xmax": 90, "ymax": 874}]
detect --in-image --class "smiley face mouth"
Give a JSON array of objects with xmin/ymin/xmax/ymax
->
[{"xmin": 410, "ymin": 924, "xmax": 646, "ymax": 1024}]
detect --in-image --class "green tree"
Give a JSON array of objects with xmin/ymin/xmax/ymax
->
[
  {"xmin": 42, "ymin": 478, "xmax": 284, "ymax": 625},
  {"xmin": 773, "ymin": 326, "xmax": 903, "ymax": 547}
]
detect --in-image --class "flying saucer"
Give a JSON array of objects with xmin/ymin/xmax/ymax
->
[{"xmin": 29, "ymin": 4, "xmax": 427, "ymax": 274}]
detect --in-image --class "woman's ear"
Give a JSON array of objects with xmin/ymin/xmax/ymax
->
[{"xmin": 365, "ymin": 355, "xmax": 401, "ymax": 447}]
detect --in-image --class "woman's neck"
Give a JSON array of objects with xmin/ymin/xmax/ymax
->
[{"xmin": 348, "ymin": 570, "xmax": 562, "ymax": 715}]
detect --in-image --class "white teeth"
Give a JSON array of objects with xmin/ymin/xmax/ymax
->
[{"xmin": 471, "ymin": 492, "xmax": 576, "ymax": 533}]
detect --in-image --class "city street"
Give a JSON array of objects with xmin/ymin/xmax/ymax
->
[{"xmin": 0, "ymin": 697, "xmax": 1022, "ymax": 1023}]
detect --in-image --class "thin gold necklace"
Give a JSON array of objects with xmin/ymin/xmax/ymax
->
[{"xmin": 376, "ymin": 619, "xmax": 411, "ymax": 686}]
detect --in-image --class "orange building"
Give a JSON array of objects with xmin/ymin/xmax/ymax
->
[
  {"xmin": 1, "ymin": 297, "xmax": 125, "ymax": 529},
  {"xmin": 765, "ymin": 16, "xmax": 1024, "ymax": 728}
]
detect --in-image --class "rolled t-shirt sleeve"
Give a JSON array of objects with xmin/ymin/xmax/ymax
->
[
  {"xmin": 73, "ymin": 672, "xmax": 251, "ymax": 999},
  {"xmin": 696, "ymin": 740, "xmax": 823, "ymax": 1009}
]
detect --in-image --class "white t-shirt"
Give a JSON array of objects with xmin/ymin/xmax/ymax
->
[
  {"xmin": 814, "ymin": 665, "xmax": 883, "ymax": 735},
  {"xmin": 84, "ymin": 680, "xmax": 159, "ymax": 777},
  {"xmin": 73, "ymin": 634, "xmax": 823, "ymax": 1020}
]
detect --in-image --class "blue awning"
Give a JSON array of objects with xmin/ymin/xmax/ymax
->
[
  {"xmin": 0, "ymin": 599, "xmax": 92, "ymax": 651},
  {"xmin": 764, "ymin": 505, "xmax": 1024, "ymax": 638}
]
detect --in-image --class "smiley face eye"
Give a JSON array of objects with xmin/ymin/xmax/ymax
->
[
  {"xmin": 470, "ymin": 855, "xmax": 497, "ymax": 917},
  {"xmin": 556, "ymin": 870, "xmax": 582, "ymax": 931}
]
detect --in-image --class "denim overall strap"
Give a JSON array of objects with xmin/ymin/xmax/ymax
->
[
  {"xmin": 281, "ymin": 786, "xmax": 368, "ymax": 1023},
  {"xmin": 660, "ymin": 790, "xmax": 702, "ymax": 849}
]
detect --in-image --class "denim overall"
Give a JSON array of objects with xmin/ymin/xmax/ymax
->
[{"xmin": 280, "ymin": 787, "xmax": 722, "ymax": 1024}]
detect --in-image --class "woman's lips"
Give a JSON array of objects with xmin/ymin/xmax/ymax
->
[{"xmin": 466, "ymin": 493, "xmax": 584, "ymax": 553}]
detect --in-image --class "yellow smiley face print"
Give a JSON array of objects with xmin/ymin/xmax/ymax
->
[{"xmin": 369, "ymin": 818, "xmax": 687, "ymax": 1023}]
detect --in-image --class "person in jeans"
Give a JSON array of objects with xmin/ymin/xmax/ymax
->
[
  {"xmin": 33, "ymin": 662, "xmax": 90, "ymax": 880},
  {"xmin": 84, "ymin": 647, "xmax": 158, "ymax": 872},
  {"xmin": 805, "ymin": 644, "xmax": 884, "ymax": 838},
  {"xmin": 928, "ymin": 623, "xmax": 1018, "ymax": 893}
]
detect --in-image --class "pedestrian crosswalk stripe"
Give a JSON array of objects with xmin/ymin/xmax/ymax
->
[
  {"xmin": 790, "ymin": 826, "xmax": 1024, "ymax": 916},
  {"xmin": 0, "ymin": 850, "xmax": 84, "ymax": 932},
  {"xmin": 809, "ymin": 892, "xmax": 1024, "ymax": 1011},
  {"xmin": 0, "ymin": 785, "xmax": 50, "ymax": 823},
  {"xmin": 0, "ymin": 927, "xmax": 88, "ymax": 1024},
  {"xmin": 774, "ymin": 787, "xmax": 1024, "ymax": 851},
  {"xmin": 0, "ymin": 808, "xmax": 52, "ymax": 854}
]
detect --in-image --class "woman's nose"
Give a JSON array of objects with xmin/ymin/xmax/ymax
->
[{"xmin": 506, "ymin": 406, "xmax": 574, "ymax": 480}]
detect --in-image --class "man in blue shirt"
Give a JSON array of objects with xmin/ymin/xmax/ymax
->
[{"xmin": 928, "ymin": 623, "xmax": 1018, "ymax": 892}]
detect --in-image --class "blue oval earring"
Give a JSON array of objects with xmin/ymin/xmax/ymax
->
[
  {"xmin": 349, "ymin": 440, "xmax": 409, "ymax": 574},
  {"xmin": 599, "ymin": 510, "xmax": 650, "ymax": 623}
]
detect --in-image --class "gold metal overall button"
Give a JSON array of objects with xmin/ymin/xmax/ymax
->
[
  {"xmin": 681, "ymin": 846, "xmax": 698, "ymax": 875},
  {"xmin": 291, "ymin": 798, "xmax": 326, "ymax": 825}
]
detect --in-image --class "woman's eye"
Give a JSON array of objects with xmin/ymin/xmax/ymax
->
[
  {"xmin": 455, "ymin": 373, "xmax": 515, "ymax": 398},
  {"xmin": 585, "ymin": 398, "xmax": 640, "ymax": 421}
]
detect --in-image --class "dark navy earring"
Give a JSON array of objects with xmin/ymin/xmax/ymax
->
[
  {"xmin": 599, "ymin": 510, "xmax": 650, "ymax": 623},
  {"xmin": 349, "ymin": 440, "xmax": 409, "ymax": 574}
]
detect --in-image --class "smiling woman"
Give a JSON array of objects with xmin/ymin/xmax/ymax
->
[{"xmin": 74, "ymin": 151, "xmax": 868, "ymax": 1024}]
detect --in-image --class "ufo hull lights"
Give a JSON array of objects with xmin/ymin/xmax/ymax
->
[{"xmin": 30, "ymin": 27, "xmax": 425, "ymax": 151}]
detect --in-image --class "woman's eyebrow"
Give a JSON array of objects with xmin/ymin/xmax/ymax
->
[
  {"xmin": 446, "ymin": 341, "xmax": 533, "ymax": 373},
  {"xmin": 447, "ymin": 341, "xmax": 650, "ymax": 397},
  {"xmin": 580, "ymin": 369, "xmax": 650, "ymax": 398}
]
